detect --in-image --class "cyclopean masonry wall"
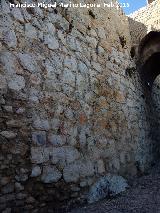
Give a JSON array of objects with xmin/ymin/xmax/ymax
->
[{"xmin": 0, "ymin": 0, "xmax": 160, "ymax": 211}]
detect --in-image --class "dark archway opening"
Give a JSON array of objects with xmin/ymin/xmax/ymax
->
[
  {"xmin": 139, "ymin": 51, "xmax": 160, "ymax": 162},
  {"xmin": 140, "ymin": 52, "xmax": 160, "ymax": 89}
]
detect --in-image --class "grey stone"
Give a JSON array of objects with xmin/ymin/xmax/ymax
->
[
  {"xmin": 29, "ymin": 88, "xmax": 41, "ymax": 103},
  {"xmin": 15, "ymin": 182, "xmax": 24, "ymax": 192},
  {"xmin": 108, "ymin": 175, "xmax": 128, "ymax": 196},
  {"xmin": 44, "ymin": 34, "xmax": 59, "ymax": 50},
  {"xmin": 48, "ymin": 134, "xmax": 66, "ymax": 146},
  {"xmin": 18, "ymin": 53, "xmax": 37, "ymax": 73},
  {"xmin": 97, "ymin": 27, "xmax": 106, "ymax": 39},
  {"xmin": 0, "ymin": 131, "xmax": 17, "ymax": 139},
  {"xmin": 15, "ymin": 107, "xmax": 25, "ymax": 114},
  {"xmin": 66, "ymin": 36, "xmax": 77, "ymax": 51},
  {"xmin": 21, "ymin": 8, "xmax": 32, "ymax": 22},
  {"xmin": 33, "ymin": 118, "xmax": 50, "ymax": 130},
  {"xmin": 88, "ymin": 176, "xmax": 109, "ymax": 203},
  {"xmin": 63, "ymin": 68, "xmax": 75, "ymax": 86},
  {"xmin": 91, "ymin": 61, "xmax": 102, "ymax": 72},
  {"xmin": 0, "ymin": 74, "xmax": 7, "ymax": 93},
  {"xmin": 31, "ymin": 147, "xmax": 50, "ymax": 164},
  {"xmin": 0, "ymin": 52, "xmax": 16, "ymax": 75},
  {"xmin": 50, "ymin": 119, "xmax": 60, "ymax": 130},
  {"xmin": 2, "ymin": 106, "xmax": 13, "ymax": 112},
  {"xmin": 79, "ymin": 128, "xmax": 87, "ymax": 147},
  {"xmin": 64, "ymin": 56, "xmax": 77, "ymax": 71},
  {"xmin": 11, "ymin": 7, "xmax": 24, "ymax": 23},
  {"xmin": 16, "ymin": 193, "xmax": 27, "ymax": 200},
  {"xmin": 63, "ymin": 160, "xmax": 95, "ymax": 183},
  {"xmin": 46, "ymin": 22, "xmax": 56, "ymax": 35},
  {"xmin": 15, "ymin": 174, "xmax": 28, "ymax": 182},
  {"xmin": 31, "ymin": 165, "xmax": 41, "ymax": 177},
  {"xmin": 8, "ymin": 75, "xmax": 25, "ymax": 91},
  {"xmin": 32, "ymin": 131, "xmax": 46, "ymax": 146},
  {"xmin": 6, "ymin": 120, "xmax": 24, "ymax": 128},
  {"xmin": 1, "ymin": 0, "xmax": 10, "ymax": 14},
  {"xmin": 25, "ymin": 23, "xmax": 37, "ymax": 39},
  {"xmin": 78, "ymin": 62, "xmax": 88, "ymax": 75},
  {"xmin": 51, "ymin": 146, "xmax": 80, "ymax": 165},
  {"xmin": 41, "ymin": 165, "xmax": 62, "ymax": 183},
  {"xmin": 88, "ymin": 175, "xmax": 128, "ymax": 203},
  {"xmin": 2, "ymin": 30, "xmax": 17, "ymax": 48},
  {"xmin": 86, "ymin": 36, "xmax": 97, "ymax": 48}
]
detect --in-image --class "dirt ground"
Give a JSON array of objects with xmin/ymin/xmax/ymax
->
[{"xmin": 70, "ymin": 162, "xmax": 160, "ymax": 213}]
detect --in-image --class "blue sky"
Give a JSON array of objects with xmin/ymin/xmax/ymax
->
[{"xmin": 118, "ymin": 0, "xmax": 147, "ymax": 14}]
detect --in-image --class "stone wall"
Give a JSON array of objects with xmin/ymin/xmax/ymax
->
[
  {"xmin": 128, "ymin": 0, "xmax": 160, "ymax": 46},
  {"xmin": 0, "ymin": 0, "xmax": 159, "ymax": 211}
]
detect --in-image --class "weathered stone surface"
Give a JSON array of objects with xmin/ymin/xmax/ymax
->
[
  {"xmin": 63, "ymin": 68, "xmax": 75, "ymax": 86},
  {"xmin": 11, "ymin": 7, "xmax": 24, "ymax": 23},
  {"xmin": 6, "ymin": 120, "xmax": 23, "ymax": 128},
  {"xmin": 33, "ymin": 119, "xmax": 50, "ymax": 131},
  {"xmin": 0, "ymin": 74, "xmax": 7, "ymax": 93},
  {"xmin": 15, "ymin": 182, "xmax": 24, "ymax": 192},
  {"xmin": 31, "ymin": 147, "xmax": 50, "ymax": 164},
  {"xmin": 18, "ymin": 53, "xmax": 37, "ymax": 73},
  {"xmin": 87, "ymin": 176, "xmax": 109, "ymax": 204},
  {"xmin": 0, "ymin": 131, "xmax": 17, "ymax": 139},
  {"xmin": 51, "ymin": 146, "xmax": 80, "ymax": 165},
  {"xmin": 0, "ymin": 0, "xmax": 160, "ymax": 208},
  {"xmin": 64, "ymin": 56, "xmax": 77, "ymax": 71},
  {"xmin": 63, "ymin": 160, "xmax": 95, "ymax": 183},
  {"xmin": 8, "ymin": 75, "xmax": 25, "ymax": 91},
  {"xmin": 44, "ymin": 34, "xmax": 59, "ymax": 50},
  {"xmin": 2, "ymin": 106, "xmax": 13, "ymax": 112},
  {"xmin": 41, "ymin": 165, "xmax": 62, "ymax": 183},
  {"xmin": 32, "ymin": 131, "xmax": 46, "ymax": 146},
  {"xmin": 25, "ymin": 23, "xmax": 37, "ymax": 39},
  {"xmin": 48, "ymin": 134, "xmax": 66, "ymax": 146},
  {"xmin": 0, "ymin": 52, "xmax": 16, "ymax": 75},
  {"xmin": 31, "ymin": 165, "xmax": 41, "ymax": 177},
  {"xmin": 88, "ymin": 175, "xmax": 128, "ymax": 203},
  {"xmin": 2, "ymin": 30, "xmax": 17, "ymax": 48}
]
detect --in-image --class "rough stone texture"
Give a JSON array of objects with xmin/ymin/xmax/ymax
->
[
  {"xmin": 71, "ymin": 163, "xmax": 160, "ymax": 213},
  {"xmin": 88, "ymin": 175, "xmax": 128, "ymax": 203},
  {"xmin": 41, "ymin": 165, "xmax": 62, "ymax": 183},
  {"xmin": 0, "ymin": 0, "xmax": 160, "ymax": 211}
]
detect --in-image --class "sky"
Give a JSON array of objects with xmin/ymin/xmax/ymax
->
[{"xmin": 118, "ymin": 0, "xmax": 147, "ymax": 15}]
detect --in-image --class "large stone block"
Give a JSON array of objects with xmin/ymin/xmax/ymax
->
[
  {"xmin": 51, "ymin": 146, "xmax": 80, "ymax": 165},
  {"xmin": 18, "ymin": 53, "xmax": 38, "ymax": 73},
  {"xmin": 63, "ymin": 160, "xmax": 95, "ymax": 183},
  {"xmin": 41, "ymin": 165, "xmax": 62, "ymax": 183},
  {"xmin": 8, "ymin": 75, "xmax": 25, "ymax": 91},
  {"xmin": 88, "ymin": 175, "xmax": 128, "ymax": 203},
  {"xmin": 48, "ymin": 134, "xmax": 66, "ymax": 146},
  {"xmin": 31, "ymin": 147, "xmax": 50, "ymax": 164},
  {"xmin": 33, "ymin": 119, "xmax": 50, "ymax": 131},
  {"xmin": 32, "ymin": 131, "xmax": 46, "ymax": 146},
  {"xmin": 44, "ymin": 34, "xmax": 59, "ymax": 50}
]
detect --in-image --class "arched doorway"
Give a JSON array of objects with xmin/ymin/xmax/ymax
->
[
  {"xmin": 140, "ymin": 52, "xmax": 160, "ymax": 88},
  {"xmin": 138, "ymin": 31, "xmax": 160, "ymax": 161}
]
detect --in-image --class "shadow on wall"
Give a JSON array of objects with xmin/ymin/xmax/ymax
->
[{"xmin": 137, "ymin": 31, "xmax": 160, "ymax": 160}]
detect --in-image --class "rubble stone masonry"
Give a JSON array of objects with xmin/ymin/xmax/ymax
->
[{"xmin": 0, "ymin": 0, "xmax": 160, "ymax": 211}]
